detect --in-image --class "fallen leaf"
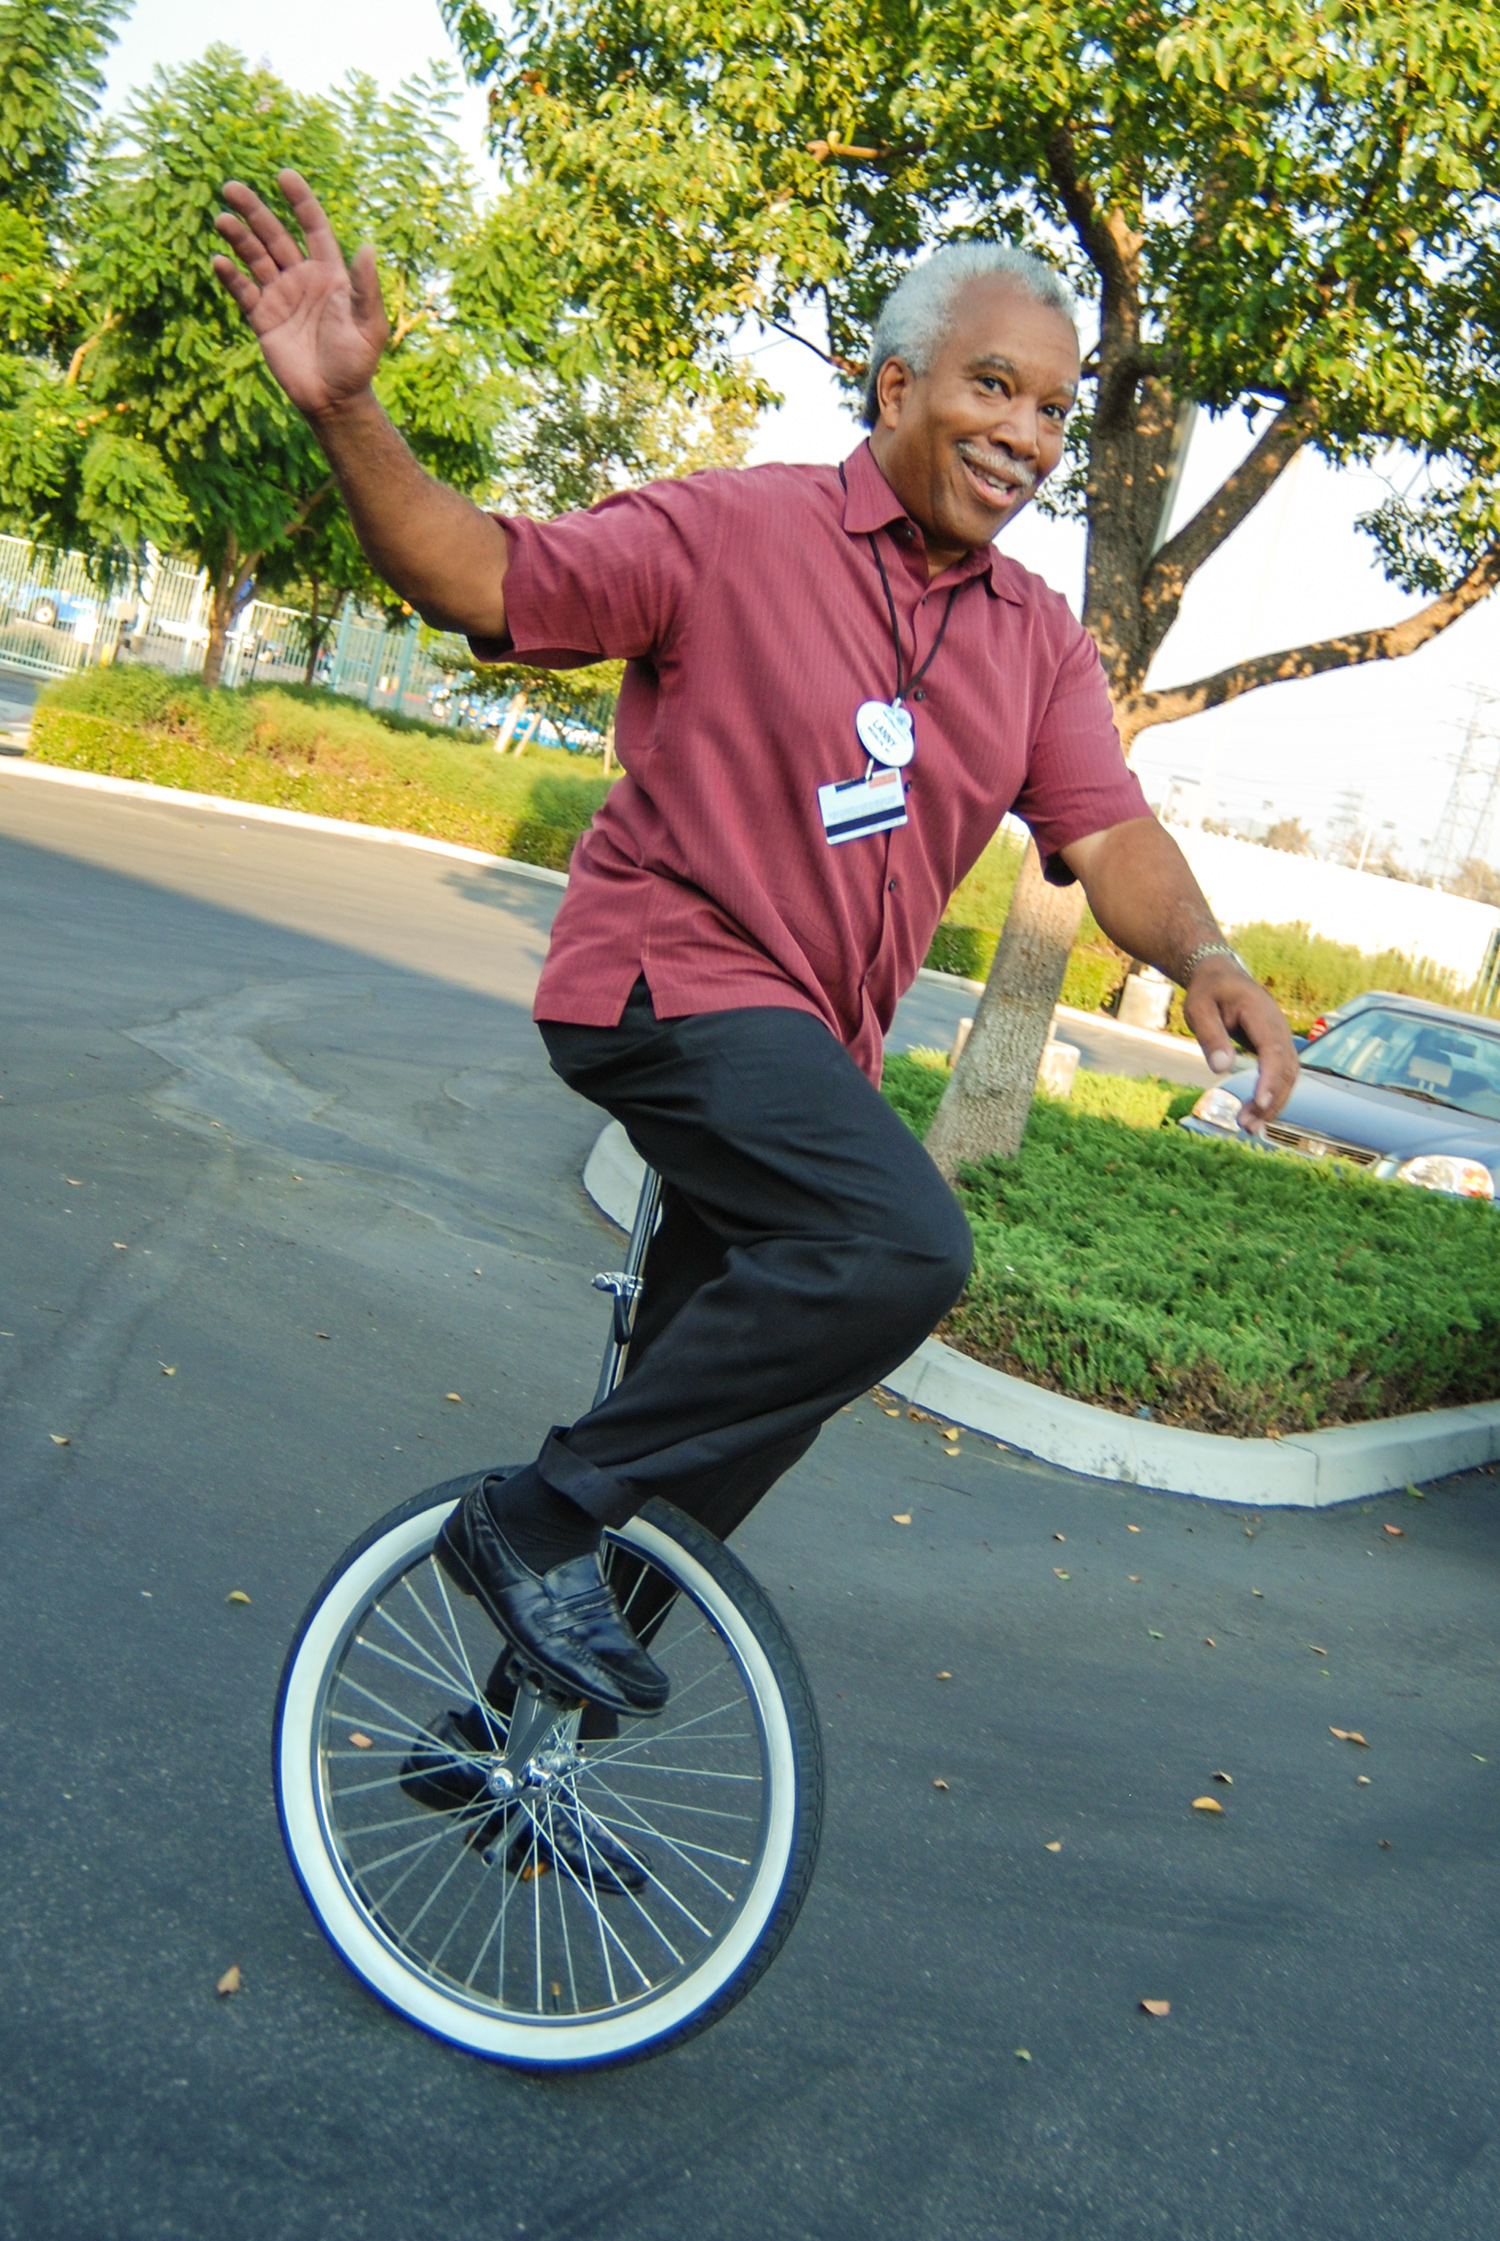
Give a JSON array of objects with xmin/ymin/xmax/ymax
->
[
  {"xmin": 942, "ymin": 1427, "xmax": 959, "ymax": 1441},
  {"xmin": 892, "ymin": 1512, "xmax": 911, "ymax": 1524},
  {"xmin": 882, "ymin": 1406, "xmax": 900, "ymax": 1417},
  {"xmin": 349, "ymin": 1732, "xmax": 373, "ymax": 1750},
  {"xmin": 907, "ymin": 1408, "xmax": 921, "ymax": 1421},
  {"xmin": 160, "ymin": 1363, "xmax": 176, "ymax": 1376},
  {"xmin": 216, "ymin": 1964, "xmax": 242, "ymax": 1997},
  {"xmin": 1383, "ymin": 1524, "xmax": 1404, "ymax": 1537},
  {"xmin": 1244, "ymin": 1527, "xmax": 1254, "ymax": 1538},
  {"xmin": 1127, "ymin": 1524, "xmax": 1141, "ymax": 1533},
  {"xmin": 1053, "ymin": 1533, "xmax": 1066, "ymax": 1542},
  {"xmin": 292, "ymin": 1174, "xmax": 302, "ymax": 1181},
  {"xmin": 1128, "ymin": 1574, "xmax": 1142, "ymax": 1582},
  {"xmin": 520, "ymin": 1859, "xmax": 551, "ymax": 1882},
  {"xmin": 1329, "ymin": 1728, "xmax": 1368, "ymax": 1746},
  {"xmin": 936, "ymin": 1671, "xmax": 952, "ymax": 1681},
  {"xmin": 226, "ymin": 1590, "xmax": 252, "ymax": 1606},
  {"xmin": 65, "ymin": 1178, "xmax": 82, "ymax": 1187},
  {"xmin": 1139, "ymin": 1999, "xmax": 1171, "ymax": 2017},
  {"xmin": 1309, "ymin": 1645, "xmax": 1328, "ymax": 1656},
  {"xmin": 1045, "ymin": 1839, "xmax": 1062, "ymax": 1852},
  {"xmin": 1053, "ymin": 1568, "xmax": 1070, "ymax": 1579},
  {"xmin": 113, "ymin": 1242, "xmax": 127, "ymax": 1250},
  {"xmin": 1252, "ymin": 1588, "xmax": 1264, "ymax": 1597},
  {"xmin": 1212, "ymin": 1770, "xmax": 1233, "ymax": 1784},
  {"xmin": 445, "ymin": 1392, "xmax": 462, "ymax": 1403},
  {"xmin": 1191, "ymin": 1796, "xmax": 1224, "ymax": 1813},
  {"xmin": 1356, "ymin": 1774, "xmax": 1371, "ymax": 1786},
  {"xmin": 1379, "ymin": 1838, "xmax": 1392, "ymax": 1849},
  {"xmin": 1474, "ymin": 1754, "xmax": 1489, "ymax": 1764},
  {"xmin": 1148, "ymin": 1629, "xmax": 1164, "ymax": 1639},
  {"xmin": 1405, "ymin": 1483, "xmax": 1425, "ymax": 1499},
  {"xmin": 1015, "ymin": 2048, "xmax": 1032, "ymax": 2062},
  {"xmin": 315, "ymin": 1331, "xmax": 330, "ymax": 1340},
  {"xmin": 932, "ymin": 1777, "xmax": 949, "ymax": 1791},
  {"xmin": 1203, "ymin": 1637, "xmax": 1216, "ymax": 1648},
  {"xmin": 49, "ymin": 1433, "xmax": 70, "ymax": 1446}
]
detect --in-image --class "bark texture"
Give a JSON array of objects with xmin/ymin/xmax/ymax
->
[{"xmin": 924, "ymin": 845, "xmax": 1087, "ymax": 1178}]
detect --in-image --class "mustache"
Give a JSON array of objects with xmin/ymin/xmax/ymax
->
[{"xmin": 955, "ymin": 441, "xmax": 1038, "ymax": 495}]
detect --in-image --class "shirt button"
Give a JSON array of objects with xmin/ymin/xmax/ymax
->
[
  {"xmin": 912, "ymin": 688, "xmax": 926, "ymax": 701},
  {"xmin": 888, "ymin": 878, "xmax": 899, "ymax": 892}
]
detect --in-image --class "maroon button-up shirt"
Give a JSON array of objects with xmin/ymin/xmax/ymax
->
[{"xmin": 477, "ymin": 439, "xmax": 1148, "ymax": 1081}]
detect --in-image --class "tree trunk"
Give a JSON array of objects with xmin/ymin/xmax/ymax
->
[
  {"xmin": 495, "ymin": 688, "xmax": 529, "ymax": 752},
  {"xmin": 202, "ymin": 578, "xmax": 233, "ymax": 691},
  {"xmin": 602, "ymin": 713, "xmax": 616, "ymax": 773},
  {"xmin": 924, "ymin": 844, "xmax": 1087, "ymax": 1180},
  {"xmin": 303, "ymin": 576, "xmax": 323, "ymax": 686}
]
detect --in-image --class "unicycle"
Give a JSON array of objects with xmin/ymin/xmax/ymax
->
[{"xmin": 273, "ymin": 1162, "xmax": 824, "ymax": 2068}]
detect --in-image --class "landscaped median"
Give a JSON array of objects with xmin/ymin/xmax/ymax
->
[
  {"xmin": 29, "ymin": 669, "xmax": 612, "ymax": 874},
  {"xmin": 884, "ymin": 1051, "xmax": 1499, "ymax": 1438},
  {"xmin": 583, "ymin": 1055, "xmax": 1500, "ymax": 1505}
]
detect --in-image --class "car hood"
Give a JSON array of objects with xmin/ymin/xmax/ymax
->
[{"xmin": 1232, "ymin": 1063, "xmax": 1500, "ymax": 1170}]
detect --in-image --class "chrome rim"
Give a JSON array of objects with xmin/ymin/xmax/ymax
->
[{"xmin": 308, "ymin": 1529, "xmax": 773, "ymax": 2027}]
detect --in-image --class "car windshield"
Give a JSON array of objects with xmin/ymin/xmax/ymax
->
[{"xmin": 1304, "ymin": 1007, "xmax": 1500, "ymax": 1120}]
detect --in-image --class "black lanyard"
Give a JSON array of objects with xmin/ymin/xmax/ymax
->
[
  {"xmin": 866, "ymin": 532, "xmax": 962, "ymax": 707},
  {"xmin": 838, "ymin": 460, "xmax": 967, "ymax": 707}
]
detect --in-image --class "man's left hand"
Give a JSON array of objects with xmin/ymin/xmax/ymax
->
[{"xmin": 1183, "ymin": 957, "xmax": 1299, "ymax": 1131}]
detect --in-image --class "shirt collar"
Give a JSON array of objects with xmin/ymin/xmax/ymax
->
[{"xmin": 839, "ymin": 439, "xmax": 1023, "ymax": 603}]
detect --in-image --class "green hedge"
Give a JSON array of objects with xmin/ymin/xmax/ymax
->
[
  {"xmin": 883, "ymin": 1051, "xmax": 1500, "ymax": 1434},
  {"xmin": 32, "ymin": 671, "xmax": 613, "ymax": 874}
]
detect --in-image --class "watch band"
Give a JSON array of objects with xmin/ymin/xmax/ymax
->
[{"xmin": 1182, "ymin": 940, "xmax": 1246, "ymax": 980}]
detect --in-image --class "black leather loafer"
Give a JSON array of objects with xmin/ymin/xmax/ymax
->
[
  {"xmin": 435, "ymin": 1479, "xmax": 670, "ymax": 1716},
  {"xmin": 499, "ymin": 1810, "xmax": 648, "ymax": 1896},
  {"xmin": 400, "ymin": 1705, "xmax": 647, "ymax": 1893}
]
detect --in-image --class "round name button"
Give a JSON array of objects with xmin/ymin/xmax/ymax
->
[{"xmin": 855, "ymin": 700, "xmax": 915, "ymax": 769}]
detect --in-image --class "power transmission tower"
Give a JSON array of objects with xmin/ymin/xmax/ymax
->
[{"xmin": 1424, "ymin": 686, "xmax": 1500, "ymax": 885}]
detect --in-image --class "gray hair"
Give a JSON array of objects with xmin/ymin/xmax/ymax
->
[{"xmin": 861, "ymin": 244, "xmax": 1077, "ymax": 427}]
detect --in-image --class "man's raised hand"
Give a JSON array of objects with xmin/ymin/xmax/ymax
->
[{"xmin": 212, "ymin": 171, "xmax": 387, "ymax": 420}]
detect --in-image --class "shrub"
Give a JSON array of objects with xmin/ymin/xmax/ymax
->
[
  {"xmin": 881, "ymin": 1051, "xmax": 1500, "ymax": 1433},
  {"xmin": 32, "ymin": 670, "xmax": 614, "ymax": 871}
]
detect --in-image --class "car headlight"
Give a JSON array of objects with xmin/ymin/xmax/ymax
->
[
  {"xmin": 1190, "ymin": 1085, "xmax": 1245, "ymax": 1130},
  {"xmin": 1396, "ymin": 1154, "xmax": 1495, "ymax": 1200}
]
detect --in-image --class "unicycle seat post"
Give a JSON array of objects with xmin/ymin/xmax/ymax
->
[{"xmin": 590, "ymin": 1161, "xmax": 662, "ymax": 1407}]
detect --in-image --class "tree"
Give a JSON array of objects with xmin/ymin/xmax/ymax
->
[
  {"xmin": 1263, "ymin": 817, "xmax": 1314, "ymax": 856},
  {"xmin": 1, "ymin": 50, "xmax": 505, "ymax": 682},
  {"xmin": 0, "ymin": 0, "xmax": 187, "ymax": 573},
  {"xmin": 0, "ymin": 0, "xmax": 125, "ymax": 226},
  {"xmin": 443, "ymin": 0, "xmax": 1500, "ymax": 1164}
]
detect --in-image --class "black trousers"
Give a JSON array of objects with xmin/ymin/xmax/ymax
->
[{"xmin": 533, "ymin": 980, "xmax": 973, "ymax": 1540}]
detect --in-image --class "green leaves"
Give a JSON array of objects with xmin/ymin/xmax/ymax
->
[{"xmin": 0, "ymin": 0, "xmax": 127, "ymax": 226}]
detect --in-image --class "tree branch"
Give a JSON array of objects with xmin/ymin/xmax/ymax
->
[
  {"xmin": 764, "ymin": 317, "xmax": 864, "ymax": 379},
  {"xmin": 1043, "ymin": 124, "xmax": 1123, "ymax": 289},
  {"xmin": 1146, "ymin": 400, "xmax": 1314, "ymax": 598},
  {"xmin": 1118, "ymin": 542, "xmax": 1500, "ymax": 745}
]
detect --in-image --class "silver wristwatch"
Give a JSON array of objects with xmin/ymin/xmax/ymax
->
[{"xmin": 1181, "ymin": 940, "xmax": 1247, "ymax": 981}]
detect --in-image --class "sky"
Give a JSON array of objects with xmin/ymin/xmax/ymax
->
[{"xmin": 104, "ymin": 0, "xmax": 1500, "ymax": 873}]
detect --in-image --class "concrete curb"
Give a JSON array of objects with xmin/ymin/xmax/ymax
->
[
  {"xmin": 582, "ymin": 1119, "xmax": 1500, "ymax": 1509},
  {"xmin": 0, "ymin": 757, "xmax": 571, "ymax": 886}
]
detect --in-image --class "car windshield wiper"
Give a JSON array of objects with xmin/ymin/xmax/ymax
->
[{"xmin": 1303, "ymin": 1065, "xmax": 1460, "ymax": 1110}]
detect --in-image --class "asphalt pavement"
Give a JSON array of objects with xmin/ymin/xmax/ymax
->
[{"xmin": 1, "ymin": 773, "xmax": 1498, "ymax": 2241}]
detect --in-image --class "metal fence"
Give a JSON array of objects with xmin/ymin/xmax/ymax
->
[{"xmin": 0, "ymin": 536, "xmax": 470, "ymax": 729}]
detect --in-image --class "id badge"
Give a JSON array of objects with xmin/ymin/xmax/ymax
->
[{"xmin": 817, "ymin": 766, "xmax": 908, "ymax": 846}]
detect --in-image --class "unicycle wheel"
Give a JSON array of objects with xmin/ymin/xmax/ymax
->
[{"xmin": 274, "ymin": 1483, "xmax": 823, "ymax": 2068}]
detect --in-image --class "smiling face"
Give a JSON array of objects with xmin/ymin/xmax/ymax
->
[{"xmin": 867, "ymin": 274, "xmax": 1081, "ymax": 575}]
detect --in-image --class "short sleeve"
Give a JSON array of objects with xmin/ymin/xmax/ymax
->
[
  {"xmin": 468, "ymin": 475, "xmax": 725, "ymax": 670},
  {"xmin": 1011, "ymin": 617, "xmax": 1151, "ymax": 883}
]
